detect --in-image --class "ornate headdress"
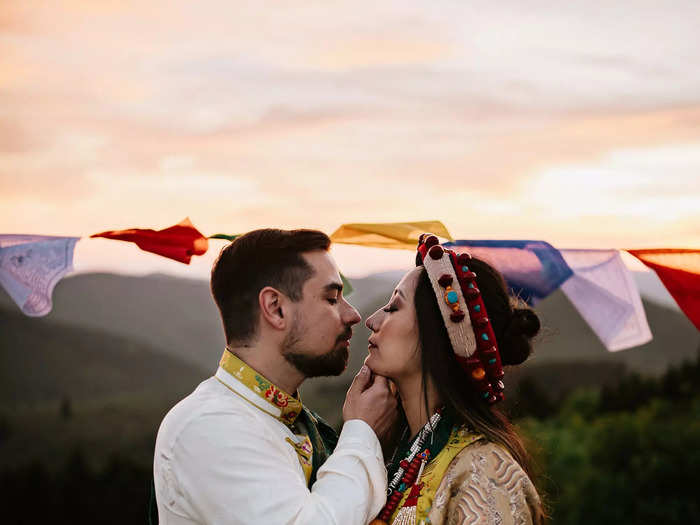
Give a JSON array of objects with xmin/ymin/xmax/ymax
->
[{"xmin": 416, "ymin": 233, "xmax": 505, "ymax": 404}]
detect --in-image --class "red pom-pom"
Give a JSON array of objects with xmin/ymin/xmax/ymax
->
[
  {"xmin": 438, "ymin": 274, "xmax": 453, "ymax": 287},
  {"xmin": 465, "ymin": 287, "xmax": 480, "ymax": 299},
  {"xmin": 450, "ymin": 311, "xmax": 465, "ymax": 322},
  {"xmin": 457, "ymin": 253, "xmax": 472, "ymax": 265},
  {"xmin": 463, "ymin": 271, "xmax": 477, "ymax": 281},
  {"xmin": 399, "ymin": 459, "xmax": 409, "ymax": 469},
  {"xmin": 475, "ymin": 317, "xmax": 489, "ymax": 329},
  {"xmin": 425, "ymin": 235, "xmax": 439, "ymax": 248},
  {"xmin": 428, "ymin": 245, "xmax": 444, "ymax": 259},
  {"xmin": 418, "ymin": 233, "xmax": 427, "ymax": 244}
]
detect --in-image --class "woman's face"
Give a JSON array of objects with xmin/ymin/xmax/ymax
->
[{"xmin": 364, "ymin": 267, "xmax": 422, "ymax": 380}]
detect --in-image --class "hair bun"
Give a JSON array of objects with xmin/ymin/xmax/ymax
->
[
  {"xmin": 499, "ymin": 308, "xmax": 540, "ymax": 365},
  {"xmin": 511, "ymin": 308, "xmax": 541, "ymax": 339}
]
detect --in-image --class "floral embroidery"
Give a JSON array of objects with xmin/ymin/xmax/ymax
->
[{"xmin": 219, "ymin": 350, "xmax": 302, "ymax": 425}]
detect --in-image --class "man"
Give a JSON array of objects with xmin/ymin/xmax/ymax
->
[{"xmin": 153, "ymin": 228, "xmax": 397, "ymax": 524}]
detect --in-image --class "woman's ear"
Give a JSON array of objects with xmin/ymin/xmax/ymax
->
[{"xmin": 259, "ymin": 286, "xmax": 286, "ymax": 330}]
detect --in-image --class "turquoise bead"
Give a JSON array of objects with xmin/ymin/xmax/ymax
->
[
  {"xmin": 474, "ymin": 305, "xmax": 481, "ymax": 312},
  {"xmin": 481, "ymin": 333, "xmax": 489, "ymax": 341},
  {"xmin": 447, "ymin": 291, "xmax": 458, "ymax": 304},
  {"xmin": 488, "ymin": 358, "xmax": 497, "ymax": 365},
  {"xmin": 482, "ymin": 391, "xmax": 490, "ymax": 399},
  {"xmin": 398, "ymin": 482, "xmax": 407, "ymax": 492},
  {"xmin": 462, "ymin": 265, "xmax": 469, "ymax": 272},
  {"xmin": 468, "ymin": 283, "xmax": 475, "ymax": 288}
]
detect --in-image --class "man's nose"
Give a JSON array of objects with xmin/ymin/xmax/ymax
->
[{"xmin": 344, "ymin": 303, "xmax": 361, "ymax": 326}]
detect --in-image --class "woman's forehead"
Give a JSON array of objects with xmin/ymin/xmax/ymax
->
[{"xmin": 395, "ymin": 267, "xmax": 423, "ymax": 297}]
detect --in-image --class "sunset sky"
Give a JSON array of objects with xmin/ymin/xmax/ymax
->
[{"xmin": 1, "ymin": 1, "xmax": 699, "ymax": 278}]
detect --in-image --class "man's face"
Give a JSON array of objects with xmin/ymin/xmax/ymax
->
[{"xmin": 281, "ymin": 250, "xmax": 361, "ymax": 377}]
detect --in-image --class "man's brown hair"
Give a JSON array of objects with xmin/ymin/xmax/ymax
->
[{"xmin": 210, "ymin": 228, "xmax": 331, "ymax": 345}]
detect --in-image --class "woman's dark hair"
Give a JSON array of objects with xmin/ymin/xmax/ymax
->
[{"xmin": 413, "ymin": 255, "xmax": 545, "ymax": 521}]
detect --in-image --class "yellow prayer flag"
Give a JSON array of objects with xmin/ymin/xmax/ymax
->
[{"xmin": 330, "ymin": 221, "xmax": 453, "ymax": 250}]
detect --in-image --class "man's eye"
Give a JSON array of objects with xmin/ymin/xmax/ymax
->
[{"xmin": 328, "ymin": 298, "xmax": 338, "ymax": 305}]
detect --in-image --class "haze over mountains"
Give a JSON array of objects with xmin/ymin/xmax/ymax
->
[
  {"xmin": 0, "ymin": 270, "xmax": 697, "ymax": 468},
  {"xmin": 1, "ymin": 271, "xmax": 697, "ymax": 402}
]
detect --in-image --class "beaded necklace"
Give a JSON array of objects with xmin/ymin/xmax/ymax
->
[{"xmin": 370, "ymin": 408, "xmax": 443, "ymax": 525}]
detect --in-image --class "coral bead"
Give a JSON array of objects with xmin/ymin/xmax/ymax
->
[
  {"xmin": 438, "ymin": 274, "xmax": 453, "ymax": 287},
  {"xmin": 471, "ymin": 367, "xmax": 486, "ymax": 380},
  {"xmin": 428, "ymin": 245, "xmax": 444, "ymax": 259},
  {"xmin": 369, "ymin": 519, "xmax": 388, "ymax": 525},
  {"xmin": 465, "ymin": 287, "xmax": 480, "ymax": 299},
  {"xmin": 450, "ymin": 311, "xmax": 465, "ymax": 322},
  {"xmin": 475, "ymin": 317, "xmax": 489, "ymax": 328}
]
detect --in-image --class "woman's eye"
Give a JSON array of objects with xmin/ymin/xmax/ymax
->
[{"xmin": 383, "ymin": 305, "xmax": 397, "ymax": 313}]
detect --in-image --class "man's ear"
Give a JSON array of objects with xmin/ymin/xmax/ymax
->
[{"xmin": 259, "ymin": 286, "xmax": 287, "ymax": 330}]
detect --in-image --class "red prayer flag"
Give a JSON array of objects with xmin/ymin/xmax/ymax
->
[
  {"xmin": 91, "ymin": 217, "xmax": 209, "ymax": 264},
  {"xmin": 627, "ymin": 249, "xmax": 700, "ymax": 330}
]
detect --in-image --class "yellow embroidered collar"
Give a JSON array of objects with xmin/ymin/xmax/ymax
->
[{"xmin": 218, "ymin": 350, "xmax": 303, "ymax": 425}]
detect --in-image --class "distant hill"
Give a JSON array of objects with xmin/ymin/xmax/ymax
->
[
  {"xmin": 1, "ymin": 270, "xmax": 697, "ymax": 428},
  {"xmin": 0, "ymin": 305, "xmax": 209, "ymax": 469},
  {"xmin": 0, "ymin": 305, "xmax": 208, "ymax": 405}
]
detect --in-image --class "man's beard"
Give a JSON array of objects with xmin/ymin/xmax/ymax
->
[{"xmin": 282, "ymin": 313, "xmax": 350, "ymax": 378}]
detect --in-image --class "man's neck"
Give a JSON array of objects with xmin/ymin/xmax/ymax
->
[
  {"xmin": 395, "ymin": 373, "xmax": 442, "ymax": 438},
  {"xmin": 227, "ymin": 343, "xmax": 305, "ymax": 395}
]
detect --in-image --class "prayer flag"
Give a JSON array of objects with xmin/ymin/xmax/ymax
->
[
  {"xmin": 0, "ymin": 235, "xmax": 79, "ymax": 317},
  {"xmin": 209, "ymin": 234, "xmax": 240, "ymax": 241},
  {"xmin": 444, "ymin": 240, "xmax": 573, "ymax": 304},
  {"xmin": 559, "ymin": 250, "xmax": 652, "ymax": 351},
  {"xmin": 627, "ymin": 249, "xmax": 700, "ymax": 330},
  {"xmin": 91, "ymin": 218, "xmax": 208, "ymax": 264},
  {"xmin": 330, "ymin": 221, "xmax": 453, "ymax": 250}
]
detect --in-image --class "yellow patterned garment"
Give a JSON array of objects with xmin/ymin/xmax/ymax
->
[
  {"xmin": 425, "ymin": 440, "xmax": 543, "ymax": 525},
  {"xmin": 388, "ymin": 425, "xmax": 542, "ymax": 525}
]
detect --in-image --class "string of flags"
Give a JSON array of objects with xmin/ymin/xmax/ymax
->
[{"xmin": 1, "ymin": 219, "xmax": 698, "ymax": 351}]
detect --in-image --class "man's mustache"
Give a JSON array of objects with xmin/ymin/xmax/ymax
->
[{"xmin": 336, "ymin": 327, "xmax": 353, "ymax": 343}]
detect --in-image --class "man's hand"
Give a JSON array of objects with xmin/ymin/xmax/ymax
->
[{"xmin": 343, "ymin": 365, "xmax": 398, "ymax": 439}]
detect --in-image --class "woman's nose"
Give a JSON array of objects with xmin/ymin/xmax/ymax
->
[{"xmin": 365, "ymin": 310, "xmax": 380, "ymax": 331}]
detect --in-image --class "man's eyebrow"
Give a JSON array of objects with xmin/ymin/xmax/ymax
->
[{"xmin": 324, "ymin": 282, "xmax": 343, "ymax": 293}]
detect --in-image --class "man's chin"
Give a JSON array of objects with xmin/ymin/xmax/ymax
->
[{"xmin": 284, "ymin": 345, "xmax": 349, "ymax": 378}]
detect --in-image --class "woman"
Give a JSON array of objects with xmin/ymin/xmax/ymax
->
[{"xmin": 365, "ymin": 234, "xmax": 545, "ymax": 525}]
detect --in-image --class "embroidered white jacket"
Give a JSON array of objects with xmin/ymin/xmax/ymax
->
[{"xmin": 153, "ymin": 366, "xmax": 387, "ymax": 525}]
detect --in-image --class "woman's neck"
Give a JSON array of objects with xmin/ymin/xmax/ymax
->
[{"xmin": 395, "ymin": 373, "xmax": 443, "ymax": 438}]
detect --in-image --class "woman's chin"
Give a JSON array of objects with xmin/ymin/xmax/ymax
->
[
  {"xmin": 364, "ymin": 355, "xmax": 391, "ymax": 378},
  {"xmin": 363, "ymin": 354, "xmax": 380, "ymax": 372}
]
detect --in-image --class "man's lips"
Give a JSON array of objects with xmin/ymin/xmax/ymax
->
[{"xmin": 337, "ymin": 329, "xmax": 353, "ymax": 345}]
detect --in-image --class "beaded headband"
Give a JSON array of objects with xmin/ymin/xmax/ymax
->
[{"xmin": 416, "ymin": 233, "xmax": 505, "ymax": 404}]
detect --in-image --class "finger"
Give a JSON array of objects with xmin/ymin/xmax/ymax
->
[
  {"xmin": 367, "ymin": 374, "xmax": 391, "ymax": 393},
  {"xmin": 348, "ymin": 365, "xmax": 372, "ymax": 393}
]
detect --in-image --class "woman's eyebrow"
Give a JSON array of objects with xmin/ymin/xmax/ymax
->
[{"xmin": 393, "ymin": 289, "xmax": 405, "ymax": 299}]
